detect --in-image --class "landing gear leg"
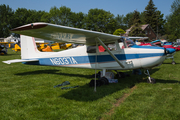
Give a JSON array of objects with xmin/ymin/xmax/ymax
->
[
  {"xmin": 102, "ymin": 69, "xmax": 106, "ymax": 77},
  {"xmin": 144, "ymin": 70, "xmax": 156, "ymax": 84},
  {"xmin": 171, "ymin": 56, "xmax": 176, "ymax": 64}
]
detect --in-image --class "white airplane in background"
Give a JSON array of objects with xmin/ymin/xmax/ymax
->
[{"xmin": 3, "ymin": 22, "xmax": 176, "ymax": 85}]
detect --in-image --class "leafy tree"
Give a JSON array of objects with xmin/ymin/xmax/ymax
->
[
  {"xmin": 115, "ymin": 14, "xmax": 127, "ymax": 30},
  {"xmin": 156, "ymin": 10, "xmax": 165, "ymax": 37},
  {"xmin": 13, "ymin": 8, "xmax": 30, "ymax": 28},
  {"xmin": 128, "ymin": 23, "xmax": 146, "ymax": 37},
  {"xmin": 49, "ymin": 6, "xmax": 72, "ymax": 26},
  {"xmin": 123, "ymin": 12, "xmax": 134, "ymax": 28},
  {"xmin": 0, "ymin": 4, "xmax": 14, "ymax": 37},
  {"xmin": 69, "ymin": 12, "xmax": 85, "ymax": 28},
  {"xmin": 143, "ymin": 0, "xmax": 165, "ymax": 37},
  {"xmin": 128, "ymin": 10, "xmax": 145, "ymax": 37},
  {"xmin": 84, "ymin": 8, "xmax": 117, "ymax": 34},
  {"xmin": 143, "ymin": 0, "xmax": 157, "ymax": 33},
  {"xmin": 30, "ymin": 10, "xmax": 46, "ymax": 22},
  {"xmin": 113, "ymin": 28, "xmax": 125, "ymax": 36},
  {"xmin": 131, "ymin": 10, "xmax": 141, "ymax": 25},
  {"xmin": 49, "ymin": 6, "xmax": 60, "ymax": 24},
  {"xmin": 164, "ymin": 0, "xmax": 180, "ymax": 41},
  {"xmin": 171, "ymin": 0, "xmax": 180, "ymax": 13},
  {"xmin": 140, "ymin": 12, "xmax": 146, "ymax": 24},
  {"xmin": 13, "ymin": 8, "xmax": 45, "ymax": 28},
  {"xmin": 41, "ymin": 12, "xmax": 51, "ymax": 23},
  {"xmin": 58, "ymin": 6, "xmax": 72, "ymax": 26},
  {"xmin": 12, "ymin": 8, "xmax": 46, "ymax": 37}
]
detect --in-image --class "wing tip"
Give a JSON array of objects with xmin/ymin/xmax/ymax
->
[
  {"xmin": 11, "ymin": 22, "xmax": 48, "ymax": 31},
  {"xmin": 2, "ymin": 61, "xmax": 11, "ymax": 64}
]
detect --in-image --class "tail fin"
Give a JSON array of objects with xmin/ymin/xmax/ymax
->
[{"xmin": 21, "ymin": 35, "xmax": 40, "ymax": 59}]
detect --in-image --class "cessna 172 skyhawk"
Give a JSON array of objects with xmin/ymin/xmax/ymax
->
[{"xmin": 3, "ymin": 22, "xmax": 176, "ymax": 84}]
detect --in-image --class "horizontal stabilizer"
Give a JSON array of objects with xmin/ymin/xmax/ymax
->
[{"xmin": 3, "ymin": 59, "xmax": 39, "ymax": 64}]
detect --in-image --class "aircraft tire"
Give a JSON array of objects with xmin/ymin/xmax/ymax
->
[
  {"xmin": 147, "ymin": 78, "xmax": 156, "ymax": 84},
  {"xmin": 104, "ymin": 78, "xmax": 109, "ymax": 85},
  {"xmin": 99, "ymin": 77, "xmax": 109, "ymax": 85},
  {"xmin": 172, "ymin": 61, "xmax": 176, "ymax": 65}
]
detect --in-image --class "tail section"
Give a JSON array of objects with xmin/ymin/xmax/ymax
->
[{"xmin": 21, "ymin": 35, "xmax": 41, "ymax": 59}]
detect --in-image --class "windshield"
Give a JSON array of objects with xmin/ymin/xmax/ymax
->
[
  {"xmin": 125, "ymin": 38, "xmax": 135, "ymax": 47},
  {"xmin": 150, "ymin": 43, "xmax": 160, "ymax": 47}
]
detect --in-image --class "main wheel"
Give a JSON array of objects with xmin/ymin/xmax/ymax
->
[
  {"xmin": 147, "ymin": 77, "xmax": 156, "ymax": 84},
  {"xmin": 99, "ymin": 77, "xmax": 109, "ymax": 85},
  {"xmin": 172, "ymin": 61, "xmax": 176, "ymax": 65}
]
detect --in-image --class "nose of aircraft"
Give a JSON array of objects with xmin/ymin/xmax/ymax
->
[{"xmin": 165, "ymin": 48, "xmax": 176, "ymax": 54}]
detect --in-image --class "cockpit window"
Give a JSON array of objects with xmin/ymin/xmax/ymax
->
[
  {"xmin": 119, "ymin": 38, "xmax": 136, "ymax": 49},
  {"xmin": 150, "ymin": 43, "xmax": 160, "ymax": 47},
  {"xmin": 87, "ymin": 46, "xmax": 96, "ymax": 53},
  {"xmin": 87, "ymin": 42, "xmax": 117, "ymax": 53},
  {"xmin": 125, "ymin": 38, "xmax": 135, "ymax": 47}
]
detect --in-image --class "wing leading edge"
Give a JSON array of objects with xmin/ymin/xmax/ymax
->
[{"xmin": 11, "ymin": 22, "xmax": 122, "ymax": 45}]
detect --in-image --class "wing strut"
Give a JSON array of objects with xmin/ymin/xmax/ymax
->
[
  {"xmin": 96, "ymin": 37, "xmax": 124, "ymax": 68},
  {"xmin": 94, "ymin": 40, "xmax": 98, "ymax": 92}
]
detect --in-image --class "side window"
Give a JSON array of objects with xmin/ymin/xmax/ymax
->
[
  {"xmin": 99, "ymin": 42, "xmax": 117, "ymax": 52},
  {"xmin": 108, "ymin": 43, "xmax": 117, "ymax": 51},
  {"xmin": 118, "ymin": 38, "xmax": 135, "ymax": 49},
  {"xmin": 86, "ymin": 45, "xmax": 107, "ymax": 53},
  {"xmin": 87, "ymin": 42, "xmax": 117, "ymax": 53},
  {"xmin": 87, "ymin": 46, "xmax": 96, "ymax": 53}
]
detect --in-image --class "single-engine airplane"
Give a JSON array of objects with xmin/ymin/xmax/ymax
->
[{"xmin": 2, "ymin": 22, "xmax": 176, "ymax": 84}]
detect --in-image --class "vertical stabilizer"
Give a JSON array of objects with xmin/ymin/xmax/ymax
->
[{"xmin": 21, "ymin": 35, "xmax": 40, "ymax": 59}]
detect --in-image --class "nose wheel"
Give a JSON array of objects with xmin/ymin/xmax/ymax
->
[
  {"xmin": 147, "ymin": 77, "xmax": 156, "ymax": 84},
  {"xmin": 172, "ymin": 61, "xmax": 176, "ymax": 65},
  {"xmin": 144, "ymin": 70, "xmax": 156, "ymax": 84}
]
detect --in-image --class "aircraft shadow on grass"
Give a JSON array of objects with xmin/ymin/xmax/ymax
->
[
  {"xmin": 163, "ymin": 62, "xmax": 180, "ymax": 64},
  {"xmin": 15, "ymin": 69, "xmax": 92, "ymax": 79},
  {"xmin": 2, "ymin": 54, "xmax": 18, "ymax": 56},
  {"xmin": 59, "ymin": 68, "xmax": 180, "ymax": 101},
  {"xmin": 15, "ymin": 68, "xmax": 180, "ymax": 101},
  {"xmin": 59, "ymin": 78, "xmax": 180, "ymax": 102},
  {"xmin": 155, "ymin": 79, "xmax": 180, "ymax": 84}
]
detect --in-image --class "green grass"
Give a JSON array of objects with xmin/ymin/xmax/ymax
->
[{"xmin": 0, "ymin": 49, "xmax": 180, "ymax": 120}]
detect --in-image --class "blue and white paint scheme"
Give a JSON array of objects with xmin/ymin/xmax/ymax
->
[{"xmin": 2, "ymin": 22, "xmax": 176, "ymax": 83}]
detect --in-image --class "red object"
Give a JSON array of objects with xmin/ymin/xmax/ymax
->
[
  {"xmin": 139, "ymin": 43, "xmax": 180, "ymax": 51},
  {"xmin": 163, "ymin": 45, "xmax": 180, "ymax": 51},
  {"xmin": 98, "ymin": 45, "xmax": 111, "ymax": 52},
  {"xmin": 153, "ymin": 42, "xmax": 162, "ymax": 46},
  {"xmin": 98, "ymin": 46, "xmax": 105, "ymax": 52},
  {"xmin": 139, "ymin": 43, "xmax": 152, "ymax": 46}
]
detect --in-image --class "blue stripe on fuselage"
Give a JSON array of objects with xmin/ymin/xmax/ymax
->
[
  {"xmin": 131, "ymin": 45, "xmax": 163, "ymax": 49},
  {"xmin": 23, "ymin": 53, "xmax": 165, "ymax": 66}
]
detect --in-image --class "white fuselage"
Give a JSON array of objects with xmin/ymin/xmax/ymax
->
[{"xmin": 24, "ymin": 44, "xmax": 166, "ymax": 70}]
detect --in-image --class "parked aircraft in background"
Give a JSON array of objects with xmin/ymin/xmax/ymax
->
[
  {"xmin": 0, "ymin": 42, "xmax": 15, "ymax": 55},
  {"xmin": 12, "ymin": 44, "xmax": 21, "ymax": 52},
  {"xmin": 51, "ymin": 43, "xmax": 72, "ymax": 50},
  {"xmin": 2, "ymin": 22, "xmax": 176, "ymax": 85},
  {"xmin": 139, "ymin": 40, "xmax": 179, "ymax": 64}
]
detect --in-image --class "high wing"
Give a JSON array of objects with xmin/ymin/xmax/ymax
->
[{"xmin": 11, "ymin": 22, "xmax": 122, "ymax": 45}]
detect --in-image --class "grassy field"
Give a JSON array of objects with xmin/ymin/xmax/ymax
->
[{"xmin": 0, "ymin": 49, "xmax": 180, "ymax": 120}]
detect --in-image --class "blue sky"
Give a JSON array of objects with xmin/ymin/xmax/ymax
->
[{"xmin": 2, "ymin": 0, "xmax": 175, "ymax": 18}]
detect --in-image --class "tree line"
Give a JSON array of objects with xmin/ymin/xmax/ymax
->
[{"xmin": 0, "ymin": 0, "xmax": 179, "ymax": 41}]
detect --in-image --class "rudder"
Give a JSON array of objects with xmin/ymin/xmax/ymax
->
[{"xmin": 21, "ymin": 35, "xmax": 40, "ymax": 59}]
